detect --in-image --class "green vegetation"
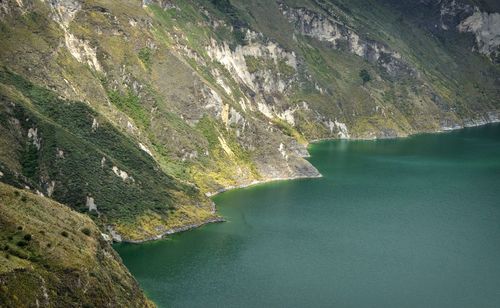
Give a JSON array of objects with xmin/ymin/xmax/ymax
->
[
  {"xmin": 138, "ymin": 47, "xmax": 153, "ymax": 70},
  {"xmin": 244, "ymin": 56, "xmax": 295, "ymax": 78},
  {"xmin": 108, "ymin": 89, "xmax": 150, "ymax": 128},
  {"xmin": 0, "ymin": 182, "xmax": 154, "ymax": 307},
  {"xmin": 0, "ymin": 69, "xmax": 215, "ymax": 242},
  {"xmin": 20, "ymin": 143, "xmax": 38, "ymax": 179},
  {"xmin": 209, "ymin": 0, "xmax": 248, "ymax": 46},
  {"xmin": 0, "ymin": 0, "xmax": 498, "ymax": 245},
  {"xmin": 244, "ymin": 55, "xmax": 261, "ymax": 74},
  {"xmin": 192, "ymin": 116, "xmax": 260, "ymax": 192},
  {"xmin": 359, "ymin": 69, "xmax": 372, "ymax": 84},
  {"xmin": 81, "ymin": 227, "xmax": 92, "ymax": 236},
  {"xmin": 16, "ymin": 240, "xmax": 28, "ymax": 247}
]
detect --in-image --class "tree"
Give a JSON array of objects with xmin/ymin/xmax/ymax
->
[{"xmin": 359, "ymin": 69, "xmax": 371, "ymax": 84}]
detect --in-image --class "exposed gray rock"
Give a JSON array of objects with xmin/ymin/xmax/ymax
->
[
  {"xmin": 458, "ymin": 10, "xmax": 500, "ymax": 60},
  {"xmin": 278, "ymin": 2, "xmax": 415, "ymax": 78}
]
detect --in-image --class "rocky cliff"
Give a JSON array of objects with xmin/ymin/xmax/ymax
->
[{"xmin": 0, "ymin": 0, "xmax": 498, "ymax": 243}]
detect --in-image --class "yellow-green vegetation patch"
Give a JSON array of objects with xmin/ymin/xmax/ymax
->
[
  {"xmin": 192, "ymin": 116, "xmax": 260, "ymax": 193},
  {"xmin": 0, "ymin": 183, "xmax": 154, "ymax": 307}
]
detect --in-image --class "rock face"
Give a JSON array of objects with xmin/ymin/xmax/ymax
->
[
  {"xmin": 384, "ymin": 0, "xmax": 500, "ymax": 62},
  {"xmin": 278, "ymin": 1, "xmax": 415, "ymax": 78},
  {"xmin": 0, "ymin": 182, "xmax": 154, "ymax": 307},
  {"xmin": 440, "ymin": 0, "xmax": 500, "ymax": 61},
  {"xmin": 458, "ymin": 11, "xmax": 500, "ymax": 60},
  {"xmin": 48, "ymin": 0, "xmax": 103, "ymax": 71},
  {"xmin": 0, "ymin": 0, "xmax": 498, "ymax": 243},
  {"xmin": 206, "ymin": 35, "xmax": 298, "ymax": 94}
]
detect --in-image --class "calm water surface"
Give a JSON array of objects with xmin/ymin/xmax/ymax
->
[{"xmin": 115, "ymin": 124, "xmax": 500, "ymax": 308}]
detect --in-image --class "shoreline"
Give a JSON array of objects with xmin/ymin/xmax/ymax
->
[
  {"xmin": 117, "ymin": 174, "xmax": 323, "ymax": 243},
  {"xmin": 310, "ymin": 116, "xmax": 500, "ymax": 144},
  {"xmin": 118, "ymin": 119, "xmax": 499, "ymax": 243},
  {"xmin": 205, "ymin": 173, "xmax": 323, "ymax": 198},
  {"xmin": 116, "ymin": 175, "xmax": 323, "ymax": 243},
  {"xmin": 117, "ymin": 216, "xmax": 226, "ymax": 244}
]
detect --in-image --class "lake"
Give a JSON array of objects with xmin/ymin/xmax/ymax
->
[{"xmin": 115, "ymin": 124, "xmax": 500, "ymax": 308}]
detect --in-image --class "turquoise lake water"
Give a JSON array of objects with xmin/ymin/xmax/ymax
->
[{"xmin": 115, "ymin": 124, "xmax": 500, "ymax": 307}]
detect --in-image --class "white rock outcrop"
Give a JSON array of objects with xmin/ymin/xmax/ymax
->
[
  {"xmin": 206, "ymin": 33, "xmax": 297, "ymax": 94},
  {"xmin": 218, "ymin": 135, "xmax": 234, "ymax": 156},
  {"xmin": 86, "ymin": 196, "xmax": 97, "ymax": 211},
  {"xmin": 47, "ymin": 181, "xmax": 56, "ymax": 197},
  {"xmin": 279, "ymin": 3, "xmax": 413, "ymax": 76},
  {"xmin": 458, "ymin": 10, "xmax": 500, "ymax": 59},
  {"xmin": 28, "ymin": 127, "xmax": 41, "ymax": 150},
  {"xmin": 48, "ymin": 0, "xmax": 102, "ymax": 71},
  {"xmin": 112, "ymin": 166, "xmax": 130, "ymax": 181},
  {"xmin": 139, "ymin": 143, "xmax": 154, "ymax": 157}
]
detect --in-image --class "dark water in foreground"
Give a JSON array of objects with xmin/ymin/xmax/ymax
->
[{"xmin": 115, "ymin": 124, "xmax": 500, "ymax": 308}]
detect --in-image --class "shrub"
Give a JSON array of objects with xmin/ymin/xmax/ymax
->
[
  {"xmin": 107, "ymin": 90, "xmax": 149, "ymax": 128},
  {"xmin": 16, "ymin": 240, "xmax": 28, "ymax": 247},
  {"xmin": 23, "ymin": 234, "xmax": 32, "ymax": 241},
  {"xmin": 138, "ymin": 48, "xmax": 152, "ymax": 70},
  {"xmin": 21, "ymin": 143, "xmax": 39, "ymax": 178},
  {"xmin": 28, "ymin": 255, "xmax": 41, "ymax": 262},
  {"xmin": 61, "ymin": 231, "xmax": 69, "ymax": 237},
  {"xmin": 233, "ymin": 29, "xmax": 246, "ymax": 45},
  {"xmin": 359, "ymin": 69, "xmax": 372, "ymax": 84},
  {"xmin": 81, "ymin": 228, "xmax": 92, "ymax": 236},
  {"xmin": 17, "ymin": 226, "xmax": 23, "ymax": 231},
  {"xmin": 10, "ymin": 249, "xmax": 28, "ymax": 259}
]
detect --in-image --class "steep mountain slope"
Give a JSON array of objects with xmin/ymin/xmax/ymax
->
[
  {"xmin": 0, "ymin": 0, "xmax": 498, "ymax": 242},
  {"xmin": 0, "ymin": 182, "xmax": 153, "ymax": 307},
  {"xmin": 0, "ymin": 69, "xmax": 218, "ymax": 241}
]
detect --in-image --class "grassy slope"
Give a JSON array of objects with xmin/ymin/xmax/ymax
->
[
  {"xmin": 0, "ymin": 69, "xmax": 217, "ymax": 242},
  {"xmin": 0, "ymin": 182, "xmax": 154, "ymax": 307},
  {"xmin": 0, "ymin": 0, "xmax": 498, "ymax": 242},
  {"xmin": 232, "ymin": 0, "xmax": 499, "ymax": 137},
  {"xmin": 0, "ymin": 0, "xmax": 496, "ymax": 304}
]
